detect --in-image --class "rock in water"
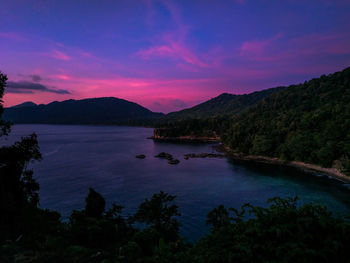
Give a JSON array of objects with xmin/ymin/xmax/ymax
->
[
  {"xmin": 155, "ymin": 152, "xmax": 173, "ymax": 160},
  {"xmin": 136, "ymin": 154, "xmax": 146, "ymax": 159},
  {"xmin": 168, "ymin": 159, "xmax": 180, "ymax": 165}
]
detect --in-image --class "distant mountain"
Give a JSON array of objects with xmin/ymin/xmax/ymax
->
[
  {"xmin": 4, "ymin": 97, "xmax": 163, "ymax": 125},
  {"xmin": 11, "ymin": 101, "xmax": 37, "ymax": 108},
  {"xmin": 164, "ymin": 86, "xmax": 286, "ymax": 120}
]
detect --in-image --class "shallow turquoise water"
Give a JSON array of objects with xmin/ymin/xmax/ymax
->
[{"xmin": 3, "ymin": 124, "xmax": 350, "ymax": 241}]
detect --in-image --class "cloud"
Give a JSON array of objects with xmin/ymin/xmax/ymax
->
[
  {"xmin": 237, "ymin": 31, "xmax": 350, "ymax": 71},
  {"xmin": 240, "ymin": 33, "xmax": 283, "ymax": 57},
  {"xmin": 29, "ymin": 75, "xmax": 42, "ymax": 82},
  {"xmin": 137, "ymin": 39, "xmax": 208, "ymax": 67},
  {"xmin": 17, "ymin": 74, "xmax": 44, "ymax": 82},
  {"xmin": 136, "ymin": 0, "xmax": 208, "ymax": 68},
  {"xmin": 6, "ymin": 81, "xmax": 71, "ymax": 94},
  {"xmin": 51, "ymin": 50, "xmax": 71, "ymax": 61}
]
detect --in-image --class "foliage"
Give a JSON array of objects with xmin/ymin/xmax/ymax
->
[
  {"xmin": 191, "ymin": 197, "xmax": 350, "ymax": 263},
  {"xmin": 3, "ymin": 187, "xmax": 350, "ymax": 262},
  {"xmin": 0, "ymin": 71, "xmax": 45, "ymax": 244},
  {"xmin": 162, "ymin": 86, "xmax": 285, "ymax": 121},
  {"xmin": 133, "ymin": 191, "xmax": 181, "ymax": 243},
  {"xmin": 0, "ymin": 71, "xmax": 11, "ymax": 136},
  {"xmin": 2, "ymin": 69, "xmax": 350, "ymax": 262},
  {"xmin": 222, "ymin": 67, "xmax": 350, "ymax": 174},
  {"xmin": 85, "ymin": 188, "xmax": 106, "ymax": 218},
  {"xmin": 158, "ymin": 67, "xmax": 350, "ymax": 175}
]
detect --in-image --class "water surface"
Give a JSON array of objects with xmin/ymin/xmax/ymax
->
[{"xmin": 3, "ymin": 124, "xmax": 350, "ymax": 241}]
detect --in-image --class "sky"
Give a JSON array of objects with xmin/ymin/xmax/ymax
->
[{"xmin": 0, "ymin": 0, "xmax": 350, "ymax": 113}]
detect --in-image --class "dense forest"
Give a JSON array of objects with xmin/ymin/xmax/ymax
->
[
  {"xmin": 163, "ymin": 86, "xmax": 285, "ymax": 121},
  {"xmin": 223, "ymin": 67, "xmax": 350, "ymax": 175},
  {"xmin": 2, "ymin": 70, "xmax": 350, "ymax": 261},
  {"xmin": 157, "ymin": 67, "xmax": 350, "ymax": 176}
]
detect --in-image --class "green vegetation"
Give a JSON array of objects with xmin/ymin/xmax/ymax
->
[
  {"xmin": 223, "ymin": 67, "xmax": 350, "ymax": 174},
  {"xmin": 155, "ymin": 116, "xmax": 232, "ymax": 138},
  {"xmin": 4, "ymin": 184, "xmax": 350, "ymax": 262},
  {"xmin": 153, "ymin": 86, "xmax": 286, "ymax": 137},
  {"xmin": 2, "ymin": 70, "xmax": 350, "ymax": 262},
  {"xmin": 158, "ymin": 67, "xmax": 350, "ymax": 175},
  {"xmin": 163, "ymin": 87, "xmax": 285, "ymax": 121}
]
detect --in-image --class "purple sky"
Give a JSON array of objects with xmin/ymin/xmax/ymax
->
[{"xmin": 1, "ymin": 0, "xmax": 350, "ymax": 113}]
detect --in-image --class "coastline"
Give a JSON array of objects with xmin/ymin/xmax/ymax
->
[
  {"xmin": 214, "ymin": 144, "xmax": 350, "ymax": 184},
  {"xmin": 151, "ymin": 134, "xmax": 350, "ymax": 183},
  {"xmin": 149, "ymin": 135, "xmax": 220, "ymax": 143}
]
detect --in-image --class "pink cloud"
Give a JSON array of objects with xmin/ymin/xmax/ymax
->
[
  {"xmin": 136, "ymin": 0, "xmax": 208, "ymax": 68},
  {"xmin": 137, "ymin": 39, "xmax": 208, "ymax": 68},
  {"xmin": 3, "ymin": 72, "xmax": 224, "ymax": 113},
  {"xmin": 240, "ymin": 33, "xmax": 283, "ymax": 57},
  {"xmin": 236, "ymin": 31, "xmax": 350, "ymax": 79},
  {"xmin": 290, "ymin": 33, "xmax": 350, "ymax": 56},
  {"xmin": 51, "ymin": 50, "xmax": 71, "ymax": 61},
  {"xmin": 49, "ymin": 74, "xmax": 72, "ymax": 80}
]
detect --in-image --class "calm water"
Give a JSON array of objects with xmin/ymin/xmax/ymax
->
[{"xmin": 3, "ymin": 124, "xmax": 350, "ymax": 241}]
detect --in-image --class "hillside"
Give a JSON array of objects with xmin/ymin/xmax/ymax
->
[
  {"xmin": 11, "ymin": 101, "xmax": 37, "ymax": 108},
  {"xmin": 164, "ymin": 86, "xmax": 286, "ymax": 120},
  {"xmin": 3, "ymin": 97, "xmax": 164, "ymax": 125},
  {"xmin": 223, "ymin": 67, "xmax": 350, "ymax": 174}
]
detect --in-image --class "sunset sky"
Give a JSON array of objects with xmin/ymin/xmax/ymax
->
[{"xmin": 1, "ymin": 0, "xmax": 350, "ymax": 113}]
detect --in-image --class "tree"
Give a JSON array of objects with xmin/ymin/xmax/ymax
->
[
  {"xmin": 85, "ymin": 187, "xmax": 106, "ymax": 218},
  {"xmin": 0, "ymin": 71, "xmax": 10, "ymax": 137},
  {"xmin": 133, "ymin": 191, "xmax": 180, "ymax": 242},
  {"xmin": 0, "ymin": 71, "xmax": 43, "ymax": 241},
  {"xmin": 206, "ymin": 205, "xmax": 230, "ymax": 230},
  {"xmin": 191, "ymin": 197, "xmax": 350, "ymax": 263}
]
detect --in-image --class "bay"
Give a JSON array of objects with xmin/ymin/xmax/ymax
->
[{"xmin": 3, "ymin": 124, "xmax": 350, "ymax": 241}]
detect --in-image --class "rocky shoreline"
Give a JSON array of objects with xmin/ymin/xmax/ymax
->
[
  {"xmin": 214, "ymin": 144, "xmax": 350, "ymax": 183},
  {"xmin": 184, "ymin": 152, "xmax": 226, "ymax": 159},
  {"xmin": 149, "ymin": 130, "xmax": 350, "ymax": 183}
]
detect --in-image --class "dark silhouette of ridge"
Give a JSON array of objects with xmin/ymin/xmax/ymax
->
[{"xmin": 4, "ymin": 97, "xmax": 163, "ymax": 125}]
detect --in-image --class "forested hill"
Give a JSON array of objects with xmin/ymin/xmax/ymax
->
[
  {"xmin": 3, "ymin": 97, "xmax": 164, "ymax": 125},
  {"xmin": 10, "ymin": 101, "xmax": 37, "ymax": 108},
  {"xmin": 223, "ymin": 67, "xmax": 350, "ymax": 174},
  {"xmin": 164, "ymin": 86, "xmax": 286, "ymax": 120}
]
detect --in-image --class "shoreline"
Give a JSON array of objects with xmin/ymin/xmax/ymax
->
[
  {"xmin": 149, "ymin": 135, "xmax": 220, "ymax": 143},
  {"xmin": 150, "ymin": 135, "xmax": 350, "ymax": 183},
  {"xmin": 214, "ymin": 144, "xmax": 350, "ymax": 184}
]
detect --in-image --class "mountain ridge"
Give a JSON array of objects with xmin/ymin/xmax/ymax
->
[
  {"xmin": 4, "ymin": 97, "xmax": 164, "ymax": 125},
  {"xmin": 163, "ymin": 86, "xmax": 286, "ymax": 120}
]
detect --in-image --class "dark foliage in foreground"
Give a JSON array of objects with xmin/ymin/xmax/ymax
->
[
  {"xmin": 2, "ymin": 71, "xmax": 350, "ymax": 262},
  {"xmin": 2, "ymin": 186, "xmax": 350, "ymax": 262}
]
